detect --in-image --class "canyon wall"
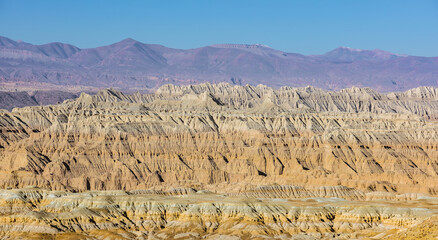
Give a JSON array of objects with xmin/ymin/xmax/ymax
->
[
  {"xmin": 1, "ymin": 83, "xmax": 438, "ymax": 238},
  {"xmin": 0, "ymin": 83, "xmax": 436, "ymax": 194}
]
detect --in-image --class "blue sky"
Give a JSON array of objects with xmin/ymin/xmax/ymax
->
[{"xmin": 0, "ymin": 0, "xmax": 437, "ymax": 56}]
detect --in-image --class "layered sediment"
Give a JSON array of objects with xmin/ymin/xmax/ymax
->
[
  {"xmin": 0, "ymin": 83, "xmax": 437, "ymax": 238},
  {"xmin": 0, "ymin": 83, "xmax": 436, "ymax": 194},
  {"xmin": 0, "ymin": 187, "xmax": 437, "ymax": 239}
]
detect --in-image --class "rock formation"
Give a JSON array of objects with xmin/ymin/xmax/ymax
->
[
  {"xmin": 0, "ymin": 83, "xmax": 437, "ymax": 238},
  {"xmin": 0, "ymin": 83, "xmax": 437, "ymax": 193},
  {"xmin": 0, "ymin": 187, "xmax": 436, "ymax": 239}
]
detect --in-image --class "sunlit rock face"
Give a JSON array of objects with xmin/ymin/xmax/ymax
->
[
  {"xmin": 0, "ymin": 83, "xmax": 437, "ymax": 193},
  {"xmin": 0, "ymin": 83, "xmax": 438, "ymax": 238},
  {"xmin": 0, "ymin": 187, "xmax": 436, "ymax": 239}
]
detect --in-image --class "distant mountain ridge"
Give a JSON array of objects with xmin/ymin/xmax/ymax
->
[
  {"xmin": 0, "ymin": 91, "xmax": 79, "ymax": 111},
  {"xmin": 0, "ymin": 35, "xmax": 437, "ymax": 91},
  {"xmin": 314, "ymin": 46, "xmax": 407, "ymax": 62}
]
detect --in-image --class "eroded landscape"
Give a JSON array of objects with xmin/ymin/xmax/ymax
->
[{"xmin": 0, "ymin": 83, "xmax": 438, "ymax": 239}]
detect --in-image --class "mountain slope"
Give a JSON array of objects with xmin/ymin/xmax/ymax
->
[
  {"xmin": 0, "ymin": 91, "xmax": 79, "ymax": 110},
  {"xmin": 0, "ymin": 36, "xmax": 437, "ymax": 91}
]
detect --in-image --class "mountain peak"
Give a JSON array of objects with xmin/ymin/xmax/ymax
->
[
  {"xmin": 114, "ymin": 38, "xmax": 140, "ymax": 46},
  {"xmin": 316, "ymin": 46, "xmax": 403, "ymax": 62},
  {"xmin": 0, "ymin": 35, "xmax": 435, "ymax": 92},
  {"xmin": 336, "ymin": 46, "xmax": 363, "ymax": 52},
  {"xmin": 121, "ymin": 37, "xmax": 136, "ymax": 42},
  {"xmin": 210, "ymin": 43, "xmax": 272, "ymax": 49},
  {"xmin": 0, "ymin": 36, "xmax": 18, "ymax": 47}
]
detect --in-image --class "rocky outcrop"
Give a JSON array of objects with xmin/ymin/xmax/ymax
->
[
  {"xmin": 385, "ymin": 215, "xmax": 438, "ymax": 240},
  {"xmin": 0, "ymin": 187, "xmax": 435, "ymax": 239},
  {"xmin": 0, "ymin": 83, "xmax": 437, "ymax": 195},
  {"xmin": 153, "ymin": 83, "xmax": 438, "ymax": 119}
]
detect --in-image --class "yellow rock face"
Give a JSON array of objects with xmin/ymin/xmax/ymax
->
[
  {"xmin": 0, "ymin": 83, "xmax": 437, "ymax": 238},
  {"xmin": 0, "ymin": 187, "xmax": 436, "ymax": 239},
  {"xmin": 0, "ymin": 83, "xmax": 437, "ymax": 194}
]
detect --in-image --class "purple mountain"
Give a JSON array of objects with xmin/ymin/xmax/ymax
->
[{"xmin": 0, "ymin": 36, "xmax": 437, "ymax": 91}]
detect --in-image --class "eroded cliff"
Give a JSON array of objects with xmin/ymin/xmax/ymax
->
[
  {"xmin": 1, "ymin": 83, "xmax": 438, "ymax": 238},
  {"xmin": 0, "ymin": 187, "xmax": 437, "ymax": 239},
  {"xmin": 0, "ymin": 83, "xmax": 437, "ymax": 195}
]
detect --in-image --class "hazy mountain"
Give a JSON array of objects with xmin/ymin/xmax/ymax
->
[
  {"xmin": 0, "ymin": 90, "xmax": 79, "ymax": 111},
  {"xmin": 314, "ymin": 46, "xmax": 405, "ymax": 62},
  {"xmin": 0, "ymin": 35, "xmax": 437, "ymax": 91}
]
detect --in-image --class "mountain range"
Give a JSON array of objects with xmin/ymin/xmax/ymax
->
[{"xmin": 1, "ymin": 35, "xmax": 437, "ymax": 91}]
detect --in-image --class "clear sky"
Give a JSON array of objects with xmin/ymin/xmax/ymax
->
[{"xmin": 1, "ymin": 0, "xmax": 437, "ymax": 56}]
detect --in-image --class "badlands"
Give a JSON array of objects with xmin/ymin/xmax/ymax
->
[{"xmin": 0, "ymin": 83, "xmax": 437, "ymax": 239}]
